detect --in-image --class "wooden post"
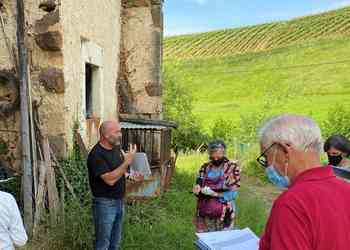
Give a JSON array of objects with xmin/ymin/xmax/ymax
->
[
  {"xmin": 16, "ymin": 0, "xmax": 33, "ymax": 233},
  {"xmin": 43, "ymin": 137, "xmax": 59, "ymax": 225},
  {"xmin": 33, "ymin": 161, "xmax": 46, "ymax": 236}
]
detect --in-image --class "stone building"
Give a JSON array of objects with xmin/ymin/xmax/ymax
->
[{"xmin": 0, "ymin": 0, "xmax": 163, "ymax": 175}]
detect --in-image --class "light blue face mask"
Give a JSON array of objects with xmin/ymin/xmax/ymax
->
[{"xmin": 265, "ymin": 165, "xmax": 290, "ymax": 189}]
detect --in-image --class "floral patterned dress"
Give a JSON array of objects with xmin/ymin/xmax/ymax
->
[{"xmin": 194, "ymin": 158, "xmax": 241, "ymax": 232}]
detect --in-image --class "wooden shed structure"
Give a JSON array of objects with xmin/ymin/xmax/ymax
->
[{"xmin": 120, "ymin": 118, "xmax": 177, "ymax": 199}]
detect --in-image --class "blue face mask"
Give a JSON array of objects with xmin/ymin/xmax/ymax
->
[{"xmin": 265, "ymin": 165, "xmax": 290, "ymax": 189}]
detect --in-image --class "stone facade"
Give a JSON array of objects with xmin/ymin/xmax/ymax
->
[
  {"xmin": 118, "ymin": 0, "xmax": 163, "ymax": 119},
  {"xmin": 0, "ymin": 0, "xmax": 163, "ymax": 173}
]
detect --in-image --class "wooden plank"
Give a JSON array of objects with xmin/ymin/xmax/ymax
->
[
  {"xmin": 50, "ymin": 148, "xmax": 77, "ymax": 200},
  {"xmin": 28, "ymin": 64, "xmax": 38, "ymax": 200},
  {"xmin": 60, "ymin": 178, "xmax": 65, "ymax": 222},
  {"xmin": 16, "ymin": 0, "xmax": 34, "ymax": 233},
  {"xmin": 33, "ymin": 160, "xmax": 47, "ymax": 236},
  {"xmin": 43, "ymin": 136, "xmax": 59, "ymax": 224},
  {"xmin": 74, "ymin": 131, "xmax": 88, "ymax": 160}
]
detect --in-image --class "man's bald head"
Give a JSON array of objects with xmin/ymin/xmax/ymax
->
[
  {"xmin": 99, "ymin": 120, "xmax": 119, "ymax": 137},
  {"xmin": 99, "ymin": 120, "xmax": 122, "ymax": 147}
]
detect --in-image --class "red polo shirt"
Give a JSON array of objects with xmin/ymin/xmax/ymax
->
[{"xmin": 259, "ymin": 166, "xmax": 350, "ymax": 250}]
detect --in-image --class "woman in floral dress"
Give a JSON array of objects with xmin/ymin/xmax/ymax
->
[{"xmin": 192, "ymin": 140, "xmax": 241, "ymax": 232}]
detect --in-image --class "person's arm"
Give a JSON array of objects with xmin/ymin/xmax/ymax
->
[
  {"xmin": 261, "ymin": 203, "xmax": 312, "ymax": 250},
  {"xmin": 222, "ymin": 190, "xmax": 238, "ymax": 201},
  {"xmin": 220, "ymin": 162, "xmax": 240, "ymax": 200},
  {"xmin": 8, "ymin": 195, "xmax": 28, "ymax": 247},
  {"xmin": 100, "ymin": 145, "xmax": 137, "ymax": 186},
  {"xmin": 101, "ymin": 161, "xmax": 130, "ymax": 186},
  {"xmin": 192, "ymin": 164, "xmax": 207, "ymax": 194}
]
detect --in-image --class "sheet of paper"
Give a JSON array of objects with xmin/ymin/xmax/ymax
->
[{"xmin": 196, "ymin": 228, "xmax": 259, "ymax": 250}]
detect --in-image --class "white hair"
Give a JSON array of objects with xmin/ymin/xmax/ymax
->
[{"xmin": 258, "ymin": 115, "xmax": 323, "ymax": 153}]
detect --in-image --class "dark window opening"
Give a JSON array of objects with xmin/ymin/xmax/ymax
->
[{"xmin": 85, "ymin": 63, "xmax": 93, "ymax": 119}]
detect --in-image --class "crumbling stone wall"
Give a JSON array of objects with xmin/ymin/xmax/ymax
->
[
  {"xmin": 118, "ymin": 0, "xmax": 163, "ymax": 119},
  {"xmin": 0, "ymin": 0, "xmax": 122, "ymax": 173},
  {"xmin": 29, "ymin": 0, "xmax": 66, "ymax": 157},
  {"xmin": 0, "ymin": 0, "xmax": 27, "ymax": 172}
]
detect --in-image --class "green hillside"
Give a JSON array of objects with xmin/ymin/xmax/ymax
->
[
  {"xmin": 164, "ymin": 7, "xmax": 350, "ymax": 59},
  {"xmin": 164, "ymin": 7, "xmax": 350, "ymax": 132}
]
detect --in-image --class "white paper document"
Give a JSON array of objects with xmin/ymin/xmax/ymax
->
[{"xmin": 195, "ymin": 228, "xmax": 259, "ymax": 250}]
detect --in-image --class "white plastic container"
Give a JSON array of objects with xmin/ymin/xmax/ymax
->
[{"xmin": 130, "ymin": 152, "xmax": 152, "ymax": 177}]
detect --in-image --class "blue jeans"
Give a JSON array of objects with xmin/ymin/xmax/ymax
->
[{"xmin": 92, "ymin": 197, "xmax": 125, "ymax": 250}]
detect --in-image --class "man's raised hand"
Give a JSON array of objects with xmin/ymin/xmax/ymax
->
[{"xmin": 122, "ymin": 144, "xmax": 137, "ymax": 165}]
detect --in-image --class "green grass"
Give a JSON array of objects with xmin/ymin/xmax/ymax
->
[
  {"xmin": 164, "ymin": 7, "xmax": 350, "ymax": 59},
  {"xmin": 122, "ymin": 153, "xmax": 269, "ymax": 250},
  {"xmin": 24, "ymin": 153, "xmax": 271, "ymax": 250},
  {"xmin": 164, "ymin": 36, "xmax": 350, "ymax": 131}
]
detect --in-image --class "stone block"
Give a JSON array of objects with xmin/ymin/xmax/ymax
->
[
  {"xmin": 34, "ymin": 9, "xmax": 60, "ymax": 33},
  {"xmin": 35, "ymin": 31, "xmax": 63, "ymax": 51},
  {"xmin": 39, "ymin": 67, "xmax": 65, "ymax": 93}
]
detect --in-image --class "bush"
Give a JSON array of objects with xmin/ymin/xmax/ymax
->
[
  {"xmin": 0, "ymin": 177, "xmax": 20, "ymax": 198},
  {"xmin": 322, "ymin": 103, "xmax": 350, "ymax": 139},
  {"xmin": 28, "ymin": 138, "xmax": 93, "ymax": 250},
  {"xmin": 237, "ymin": 144, "xmax": 269, "ymax": 183},
  {"xmin": 163, "ymin": 69, "xmax": 208, "ymax": 151},
  {"xmin": 211, "ymin": 117, "xmax": 237, "ymax": 143},
  {"xmin": 60, "ymin": 155, "xmax": 90, "ymax": 204}
]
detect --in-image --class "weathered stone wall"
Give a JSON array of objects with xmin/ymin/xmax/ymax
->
[
  {"xmin": 29, "ymin": 0, "xmax": 66, "ymax": 157},
  {"xmin": 0, "ymin": 0, "xmax": 122, "ymax": 173},
  {"xmin": 0, "ymin": 0, "xmax": 63, "ymax": 172},
  {"xmin": 118, "ymin": 0, "xmax": 163, "ymax": 119},
  {"xmin": 61, "ymin": 0, "xmax": 122, "ymax": 148}
]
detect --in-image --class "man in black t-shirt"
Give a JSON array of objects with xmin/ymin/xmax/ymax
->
[{"xmin": 87, "ymin": 120, "xmax": 141, "ymax": 250}]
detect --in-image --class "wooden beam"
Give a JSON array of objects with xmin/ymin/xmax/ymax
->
[
  {"xmin": 33, "ymin": 161, "xmax": 46, "ymax": 236},
  {"xmin": 50, "ymin": 147, "xmax": 77, "ymax": 200},
  {"xmin": 43, "ymin": 136, "xmax": 59, "ymax": 225},
  {"xmin": 16, "ymin": 0, "xmax": 33, "ymax": 233},
  {"xmin": 74, "ymin": 131, "xmax": 88, "ymax": 160}
]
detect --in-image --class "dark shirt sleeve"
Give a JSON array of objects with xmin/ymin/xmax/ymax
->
[
  {"xmin": 259, "ymin": 202, "xmax": 312, "ymax": 250},
  {"xmin": 88, "ymin": 153, "xmax": 111, "ymax": 178}
]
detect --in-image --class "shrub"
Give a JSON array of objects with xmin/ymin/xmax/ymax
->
[
  {"xmin": 322, "ymin": 103, "xmax": 350, "ymax": 139},
  {"xmin": 163, "ymin": 69, "xmax": 208, "ymax": 151}
]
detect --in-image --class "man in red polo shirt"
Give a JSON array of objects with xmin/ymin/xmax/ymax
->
[{"xmin": 257, "ymin": 115, "xmax": 350, "ymax": 250}]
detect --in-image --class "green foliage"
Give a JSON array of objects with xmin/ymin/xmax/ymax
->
[
  {"xmin": 211, "ymin": 117, "xmax": 237, "ymax": 143},
  {"xmin": 0, "ymin": 139, "xmax": 9, "ymax": 155},
  {"xmin": 163, "ymin": 69, "xmax": 208, "ymax": 151},
  {"xmin": 322, "ymin": 103, "xmax": 350, "ymax": 139},
  {"xmin": 56, "ymin": 121, "xmax": 90, "ymax": 203},
  {"xmin": 238, "ymin": 145, "xmax": 269, "ymax": 183},
  {"xmin": 30, "ymin": 201, "xmax": 93, "ymax": 250},
  {"xmin": 60, "ymin": 155, "xmax": 90, "ymax": 203},
  {"xmin": 235, "ymin": 191, "xmax": 268, "ymax": 235},
  {"xmin": 0, "ymin": 177, "xmax": 20, "ymax": 198},
  {"xmin": 164, "ymin": 36, "xmax": 350, "ymax": 131}
]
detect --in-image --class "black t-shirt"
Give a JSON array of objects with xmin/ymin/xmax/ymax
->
[{"xmin": 87, "ymin": 143, "xmax": 125, "ymax": 199}]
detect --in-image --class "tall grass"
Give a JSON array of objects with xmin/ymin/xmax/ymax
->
[{"xmin": 24, "ymin": 153, "xmax": 270, "ymax": 250}]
